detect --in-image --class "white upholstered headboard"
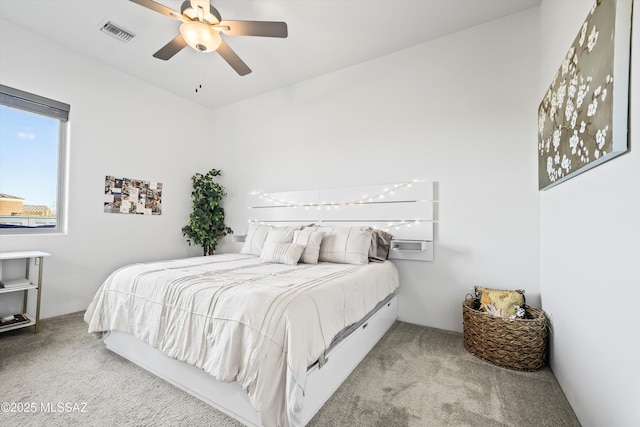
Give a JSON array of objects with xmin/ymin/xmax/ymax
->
[{"xmin": 246, "ymin": 181, "xmax": 437, "ymax": 261}]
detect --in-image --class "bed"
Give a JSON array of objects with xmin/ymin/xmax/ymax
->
[
  {"xmin": 85, "ymin": 182, "xmax": 435, "ymax": 427},
  {"xmin": 86, "ymin": 250, "xmax": 398, "ymax": 427}
]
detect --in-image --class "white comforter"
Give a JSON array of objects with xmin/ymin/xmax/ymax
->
[{"xmin": 84, "ymin": 253, "xmax": 399, "ymax": 427}]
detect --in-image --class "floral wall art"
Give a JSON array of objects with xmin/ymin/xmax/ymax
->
[
  {"xmin": 104, "ymin": 175, "xmax": 162, "ymax": 215},
  {"xmin": 538, "ymin": 0, "xmax": 633, "ymax": 190}
]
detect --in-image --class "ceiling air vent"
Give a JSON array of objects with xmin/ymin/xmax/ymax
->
[{"xmin": 99, "ymin": 20, "xmax": 136, "ymax": 42}]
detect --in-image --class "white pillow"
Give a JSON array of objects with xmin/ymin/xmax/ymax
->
[
  {"xmin": 261, "ymin": 242, "xmax": 304, "ymax": 266},
  {"xmin": 317, "ymin": 226, "xmax": 372, "ymax": 265},
  {"xmin": 264, "ymin": 227, "xmax": 295, "ymax": 245},
  {"xmin": 241, "ymin": 225, "xmax": 297, "ymax": 255},
  {"xmin": 293, "ymin": 230, "xmax": 323, "ymax": 264},
  {"xmin": 240, "ymin": 223, "xmax": 272, "ymax": 255}
]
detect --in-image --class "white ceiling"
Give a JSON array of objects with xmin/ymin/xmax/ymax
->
[{"xmin": 0, "ymin": 0, "xmax": 540, "ymax": 110}]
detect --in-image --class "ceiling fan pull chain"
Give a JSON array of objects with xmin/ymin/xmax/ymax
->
[{"xmin": 195, "ymin": 51, "xmax": 203, "ymax": 93}]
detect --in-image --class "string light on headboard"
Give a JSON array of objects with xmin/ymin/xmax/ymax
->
[
  {"xmin": 250, "ymin": 179, "xmax": 423, "ymax": 208},
  {"xmin": 246, "ymin": 181, "xmax": 435, "ymax": 245},
  {"xmin": 246, "ymin": 219, "xmax": 426, "ymax": 232},
  {"xmin": 381, "ymin": 220, "xmax": 424, "ymax": 233}
]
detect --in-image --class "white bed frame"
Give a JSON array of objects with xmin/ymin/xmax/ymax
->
[
  {"xmin": 105, "ymin": 295, "xmax": 397, "ymax": 426},
  {"xmin": 102, "ymin": 182, "xmax": 435, "ymax": 426}
]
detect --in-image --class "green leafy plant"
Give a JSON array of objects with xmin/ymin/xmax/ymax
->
[{"xmin": 182, "ymin": 168, "xmax": 233, "ymax": 256}]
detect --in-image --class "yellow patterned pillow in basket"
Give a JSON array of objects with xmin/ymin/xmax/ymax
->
[{"xmin": 475, "ymin": 286, "xmax": 526, "ymax": 319}]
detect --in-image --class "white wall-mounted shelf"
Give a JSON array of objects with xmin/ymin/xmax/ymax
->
[{"xmin": 388, "ymin": 239, "xmax": 434, "ymax": 262}]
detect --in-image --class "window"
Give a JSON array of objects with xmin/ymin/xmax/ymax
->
[{"xmin": 0, "ymin": 85, "xmax": 69, "ymax": 233}]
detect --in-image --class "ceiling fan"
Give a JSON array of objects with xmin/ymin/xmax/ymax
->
[{"xmin": 130, "ymin": 0, "xmax": 288, "ymax": 76}]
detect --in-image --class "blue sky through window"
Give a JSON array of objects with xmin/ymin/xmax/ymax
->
[{"xmin": 0, "ymin": 105, "xmax": 59, "ymax": 210}]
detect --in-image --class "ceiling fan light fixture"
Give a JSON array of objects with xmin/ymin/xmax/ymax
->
[
  {"xmin": 180, "ymin": 21, "xmax": 221, "ymax": 52},
  {"xmin": 130, "ymin": 0, "xmax": 286, "ymax": 75}
]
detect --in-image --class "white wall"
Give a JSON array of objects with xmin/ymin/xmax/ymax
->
[
  {"xmin": 539, "ymin": 1, "xmax": 640, "ymax": 426},
  {"xmin": 212, "ymin": 9, "xmax": 540, "ymax": 332},
  {"xmin": 0, "ymin": 19, "xmax": 213, "ymax": 317}
]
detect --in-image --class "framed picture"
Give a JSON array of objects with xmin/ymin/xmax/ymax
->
[
  {"xmin": 104, "ymin": 175, "xmax": 162, "ymax": 215},
  {"xmin": 538, "ymin": 0, "xmax": 633, "ymax": 190}
]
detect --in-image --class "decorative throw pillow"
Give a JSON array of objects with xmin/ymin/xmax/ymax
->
[
  {"xmin": 261, "ymin": 242, "xmax": 305, "ymax": 266},
  {"xmin": 475, "ymin": 286, "xmax": 526, "ymax": 319},
  {"xmin": 369, "ymin": 229, "xmax": 393, "ymax": 262},
  {"xmin": 264, "ymin": 227, "xmax": 295, "ymax": 245},
  {"xmin": 317, "ymin": 226, "xmax": 372, "ymax": 265},
  {"xmin": 293, "ymin": 229, "xmax": 323, "ymax": 264},
  {"xmin": 240, "ymin": 223, "xmax": 272, "ymax": 256},
  {"xmin": 241, "ymin": 224, "xmax": 296, "ymax": 256}
]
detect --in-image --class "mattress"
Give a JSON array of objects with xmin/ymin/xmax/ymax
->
[{"xmin": 84, "ymin": 253, "xmax": 399, "ymax": 427}]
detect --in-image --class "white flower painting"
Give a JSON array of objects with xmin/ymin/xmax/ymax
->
[{"xmin": 537, "ymin": 0, "xmax": 632, "ymax": 190}]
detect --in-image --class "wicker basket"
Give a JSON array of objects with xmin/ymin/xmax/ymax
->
[{"xmin": 462, "ymin": 298, "xmax": 548, "ymax": 371}]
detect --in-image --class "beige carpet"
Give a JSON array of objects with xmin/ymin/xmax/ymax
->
[{"xmin": 0, "ymin": 312, "xmax": 580, "ymax": 426}]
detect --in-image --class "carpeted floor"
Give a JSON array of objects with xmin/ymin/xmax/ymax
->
[{"xmin": 0, "ymin": 312, "xmax": 580, "ymax": 426}]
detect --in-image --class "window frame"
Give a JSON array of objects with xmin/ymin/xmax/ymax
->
[{"xmin": 0, "ymin": 84, "xmax": 69, "ymax": 235}]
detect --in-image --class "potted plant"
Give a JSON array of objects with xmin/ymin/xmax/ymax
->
[{"xmin": 182, "ymin": 168, "xmax": 233, "ymax": 256}]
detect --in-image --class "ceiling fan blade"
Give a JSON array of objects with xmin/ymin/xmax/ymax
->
[
  {"xmin": 219, "ymin": 20, "xmax": 288, "ymax": 38},
  {"xmin": 153, "ymin": 34, "xmax": 188, "ymax": 60},
  {"xmin": 216, "ymin": 40, "xmax": 252, "ymax": 76},
  {"xmin": 129, "ymin": 0, "xmax": 185, "ymax": 22}
]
